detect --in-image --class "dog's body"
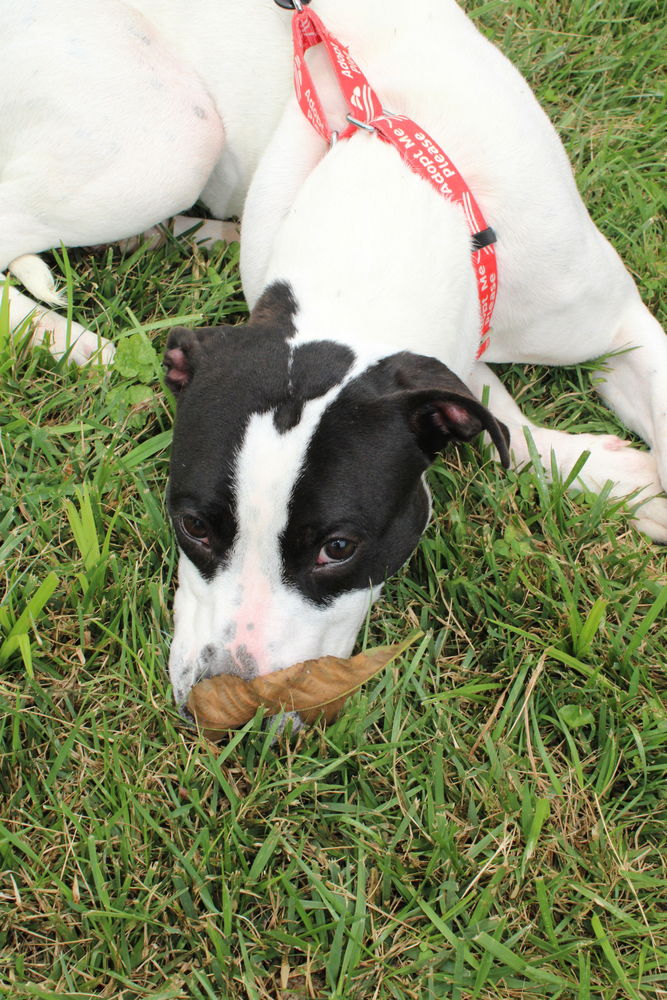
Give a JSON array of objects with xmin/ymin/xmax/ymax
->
[
  {"xmin": 2, "ymin": 0, "xmax": 293, "ymax": 361},
  {"xmin": 5, "ymin": 1, "xmax": 666, "ymax": 707}
]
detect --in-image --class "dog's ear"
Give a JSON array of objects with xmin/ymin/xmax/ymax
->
[
  {"xmin": 405, "ymin": 388, "xmax": 510, "ymax": 467},
  {"xmin": 384, "ymin": 353, "xmax": 510, "ymax": 467},
  {"xmin": 164, "ymin": 324, "xmax": 236, "ymax": 393},
  {"xmin": 163, "ymin": 326, "xmax": 201, "ymax": 394}
]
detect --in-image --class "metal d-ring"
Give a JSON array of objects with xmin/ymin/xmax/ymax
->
[
  {"xmin": 274, "ymin": 0, "xmax": 309, "ymax": 10},
  {"xmin": 345, "ymin": 114, "xmax": 376, "ymax": 133}
]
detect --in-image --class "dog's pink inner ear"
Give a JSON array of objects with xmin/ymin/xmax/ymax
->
[
  {"xmin": 164, "ymin": 347, "xmax": 191, "ymax": 392},
  {"xmin": 432, "ymin": 400, "xmax": 481, "ymax": 440}
]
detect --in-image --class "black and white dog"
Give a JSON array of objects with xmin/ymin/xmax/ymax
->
[{"xmin": 4, "ymin": 1, "xmax": 666, "ymax": 708}]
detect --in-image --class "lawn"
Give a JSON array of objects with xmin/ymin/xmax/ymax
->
[{"xmin": 1, "ymin": 1, "xmax": 666, "ymax": 997}]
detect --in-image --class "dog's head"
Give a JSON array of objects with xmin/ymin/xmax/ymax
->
[{"xmin": 163, "ymin": 283, "xmax": 509, "ymax": 707}]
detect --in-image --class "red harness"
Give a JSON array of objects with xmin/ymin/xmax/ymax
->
[{"xmin": 285, "ymin": 2, "xmax": 498, "ymax": 357}]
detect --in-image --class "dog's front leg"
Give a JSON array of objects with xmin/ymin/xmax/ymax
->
[
  {"xmin": 469, "ymin": 361, "xmax": 667, "ymax": 542},
  {"xmin": 592, "ymin": 299, "xmax": 667, "ymax": 499}
]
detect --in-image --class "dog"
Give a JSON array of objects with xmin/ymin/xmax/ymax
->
[
  {"xmin": 4, "ymin": 2, "xmax": 666, "ymax": 710},
  {"xmin": 163, "ymin": 0, "xmax": 667, "ymax": 707}
]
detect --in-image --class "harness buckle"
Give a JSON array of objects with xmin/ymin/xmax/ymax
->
[{"xmin": 274, "ymin": 0, "xmax": 310, "ymax": 10}]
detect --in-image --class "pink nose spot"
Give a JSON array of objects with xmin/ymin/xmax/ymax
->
[
  {"xmin": 235, "ymin": 563, "xmax": 275, "ymax": 674},
  {"xmin": 234, "ymin": 602, "xmax": 277, "ymax": 675}
]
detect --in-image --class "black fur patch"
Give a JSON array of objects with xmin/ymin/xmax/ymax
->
[
  {"xmin": 273, "ymin": 341, "xmax": 355, "ymax": 432},
  {"xmin": 280, "ymin": 352, "xmax": 508, "ymax": 605},
  {"xmin": 280, "ymin": 356, "xmax": 433, "ymax": 604}
]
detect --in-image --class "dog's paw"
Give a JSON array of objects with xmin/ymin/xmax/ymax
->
[
  {"xmin": 533, "ymin": 429, "xmax": 667, "ymax": 543},
  {"xmin": 172, "ymin": 216, "xmax": 240, "ymax": 247},
  {"xmin": 68, "ymin": 328, "xmax": 116, "ymax": 366},
  {"xmin": 628, "ymin": 494, "xmax": 667, "ymax": 544},
  {"xmin": 31, "ymin": 314, "xmax": 116, "ymax": 366},
  {"xmin": 569, "ymin": 434, "xmax": 667, "ymax": 542}
]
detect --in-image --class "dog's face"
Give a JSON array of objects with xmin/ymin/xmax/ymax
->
[{"xmin": 164, "ymin": 284, "xmax": 508, "ymax": 707}]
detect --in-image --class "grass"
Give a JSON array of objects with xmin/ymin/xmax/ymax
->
[{"xmin": 1, "ymin": 0, "xmax": 666, "ymax": 997}]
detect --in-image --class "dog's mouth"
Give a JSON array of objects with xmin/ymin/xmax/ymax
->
[{"xmin": 184, "ymin": 639, "xmax": 413, "ymax": 738}]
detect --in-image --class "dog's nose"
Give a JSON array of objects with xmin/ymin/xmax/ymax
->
[
  {"xmin": 178, "ymin": 703, "xmax": 195, "ymax": 725},
  {"xmin": 191, "ymin": 644, "xmax": 263, "ymax": 687},
  {"xmin": 201, "ymin": 642, "xmax": 262, "ymax": 680}
]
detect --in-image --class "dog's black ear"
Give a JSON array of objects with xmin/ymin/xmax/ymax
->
[
  {"xmin": 163, "ymin": 326, "xmax": 201, "ymax": 394},
  {"xmin": 164, "ymin": 324, "xmax": 235, "ymax": 393},
  {"xmin": 405, "ymin": 388, "xmax": 510, "ymax": 467},
  {"xmin": 385, "ymin": 352, "xmax": 510, "ymax": 467}
]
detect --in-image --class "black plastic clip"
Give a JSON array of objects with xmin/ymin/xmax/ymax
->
[{"xmin": 471, "ymin": 227, "xmax": 497, "ymax": 252}]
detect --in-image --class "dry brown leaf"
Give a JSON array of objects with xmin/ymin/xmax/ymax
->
[{"xmin": 186, "ymin": 638, "xmax": 415, "ymax": 738}]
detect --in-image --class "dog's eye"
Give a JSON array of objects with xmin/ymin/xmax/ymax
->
[
  {"xmin": 180, "ymin": 515, "xmax": 210, "ymax": 546},
  {"xmin": 316, "ymin": 538, "xmax": 357, "ymax": 566}
]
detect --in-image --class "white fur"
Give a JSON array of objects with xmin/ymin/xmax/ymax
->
[
  {"xmin": 7, "ymin": 255, "xmax": 64, "ymax": 306},
  {"xmin": 256, "ymin": 133, "xmax": 480, "ymax": 382}
]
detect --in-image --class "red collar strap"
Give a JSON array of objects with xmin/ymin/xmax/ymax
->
[{"xmin": 284, "ymin": 1, "xmax": 497, "ymax": 357}]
